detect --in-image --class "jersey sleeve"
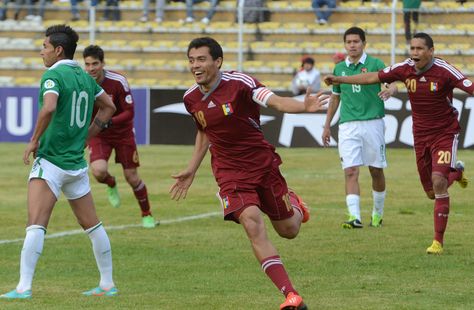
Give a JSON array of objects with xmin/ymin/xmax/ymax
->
[
  {"xmin": 94, "ymin": 81, "xmax": 104, "ymax": 98},
  {"xmin": 455, "ymin": 78, "xmax": 474, "ymax": 94},
  {"xmin": 40, "ymin": 70, "xmax": 61, "ymax": 97},
  {"xmin": 112, "ymin": 78, "xmax": 135, "ymax": 124},
  {"xmin": 378, "ymin": 62, "xmax": 406, "ymax": 84}
]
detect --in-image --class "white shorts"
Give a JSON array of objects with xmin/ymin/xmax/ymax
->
[
  {"xmin": 29, "ymin": 158, "xmax": 91, "ymax": 200},
  {"xmin": 338, "ymin": 119, "xmax": 387, "ymax": 170}
]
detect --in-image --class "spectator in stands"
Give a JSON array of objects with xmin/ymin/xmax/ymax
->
[
  {"xmin": 140, "ymin": 0, "xmax": 165, "ymax": 23},
  {"xmin": 13, "ymin": 0, "xmax": 46, "ymax": 21},
  {"xmin": 183, "ymin": 0, "xmax": 219, "ymax": 24},
  {"xmin": 332, "ymin": 52, "xmax": 346, "ymax": 64},
  {"xmin": 403, "ymin": 0, "xmax": 421, "ymax": 44},
  {"xmin": 238, "ymin": 0, "xmax": 270, "ymax": 24},
  {"xmin": 292, "ymin": 56, "xmax": 321, "ymax": 95},
  {"xmin": 0, "ymin": 0, "xmax": 9, "ymax": 20},
  {"xmin": 70, "ymin": 0, "xmax": 120, "ymax": 21},
  {"xmin": 312, "ymin": 0, "xmax": 336, "ymax": 25}
]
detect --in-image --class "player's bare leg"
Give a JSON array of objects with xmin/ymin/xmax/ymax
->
[
  {"xmin": 1, "ymin": 179, "xmax": 55, "ymax": 299},
  {"xmin": 239, "ymin": 206, "xmax": 305, "ymax": 308},
  {"xmin": 69, "ymin": 193, "xmax": 116, "ymax": 295}
]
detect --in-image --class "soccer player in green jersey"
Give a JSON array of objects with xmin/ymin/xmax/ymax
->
[
  {"xmin": 322, "ymin": 27, "xmax": 397, "ymax": 229},
  {"xmin": 0, "ymin": 25, "xmax": 117, "ymax": 299}
]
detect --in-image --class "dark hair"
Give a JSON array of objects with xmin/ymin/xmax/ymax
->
[
  {"xmin": 302, "ymin": 56, "xmax": 315, "ymax": 66},
  {"xmin": 45, "ymin": 24, "xmax": 79, "ymax": 60},
  {"xmin": 343, "ymin": 26, "xmax": 366, "ymax": 43},
  {"xmin": 413, "ymin": 32, "xmax": 434, "ymax": 49},
  {"xmin": 83, "ymin": 45, "xmax": 105, "ymax": 62},
  {"xmin": 187, "ymin": 37, "xmax": 223, "ymax": 61}
]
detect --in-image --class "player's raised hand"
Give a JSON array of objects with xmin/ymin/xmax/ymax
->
[
  {"xmin": 170, "ymin": 169, "xmax": 195, "ymax": 201},
  {"xmin": 23, "ymin": 141, "xmax": 38, "ymax": 165},
  {"xmin": 324, "ymin": 74, "xmax": 338, "ymax": 86},
  {"xmin": 303, "ymin": 88, "xmax": 330, "ymax": 112}
]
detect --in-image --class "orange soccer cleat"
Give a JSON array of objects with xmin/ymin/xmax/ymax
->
[
  {"xmin": 280, "ymin": 292, "xmax": 308, "ymax": 310},
  {"xmin": 288, "ymin": 189, "xmax": 310, "ymax": 223}
]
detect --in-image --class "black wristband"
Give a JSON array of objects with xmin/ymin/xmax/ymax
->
[{"xmin": 94, "ymin": 118, "xmax": 112, "ymax": 130}]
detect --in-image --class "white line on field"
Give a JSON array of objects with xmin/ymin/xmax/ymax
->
[{"xmin": 0, "ymin": 211, "xmax": 221, "ymax": 246}]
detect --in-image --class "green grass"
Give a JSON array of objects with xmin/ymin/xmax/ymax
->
[{"xmin": 0, "ymin": 143, "xmax": 473, "ymax": 309}]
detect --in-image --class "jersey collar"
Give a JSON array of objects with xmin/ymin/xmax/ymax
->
[
  {"xmin": 414, "ymin": 58, "xmax": 435, "ymax": 75},
  {"xmin": 48, "ymin": 59, "xmax": 79, "ymax": 70},
  {"xmin": 199, "ymin": 71, "xmax": 222, "ymax": 100},
  {"xmin": 345, "ymin": 52, "xmax": 368, "ymax": 67}
]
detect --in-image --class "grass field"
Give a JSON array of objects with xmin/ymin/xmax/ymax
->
[{"xmin": 0, "ymin": 143, "xmax": 473, "ymax": 310}]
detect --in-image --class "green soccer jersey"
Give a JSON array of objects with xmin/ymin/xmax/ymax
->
[
  {"xmin": 332, "ymin": 53, "xmax": 385, "ymax": 124},
  {"xmin": 36, "ymin": 59, "xmax": 103, "ymax": 170}
]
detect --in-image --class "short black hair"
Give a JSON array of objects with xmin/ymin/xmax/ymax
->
[
  {"xmin": 343, "ymin": 26, "xmax": 366, "ymax": 43},
  {"xmin": 187, "ymin": 37, "xmax": 223, "ymax": 61},
  {"xmin": 45, "ymin": 24, "xmax": 79, "ymax": 60},
  {"xmin": 83, "ymin": 45, "xmax": 105, "ymax": 62},
  {"xmin": 413, "ymin": 32, "xmax": 434, "ymax": 49},
  {"xmin": 302, "ymin": 56, "xmax": 315, "ymax": 66}
]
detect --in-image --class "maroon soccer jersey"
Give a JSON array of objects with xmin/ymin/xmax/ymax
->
[
  {"xmin": 94, "ymin": 70, "xmax": 135, "ymax": 139},
  {"xmin": 378, "ymin": 58, "xmax": 474, "ymax": 137},
  {"xmin": 183, "ymin": 71, "xmax": 282, "ymax": 181}
]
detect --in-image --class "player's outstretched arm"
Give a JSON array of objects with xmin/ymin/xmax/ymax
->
[
  {"xmin": 325, "ymin": 72, "xmax": 380, "ymax": 86},
  {"xmin": 170, "ymin": 130, "xmax": 209, "ymax": 201},
  {"xmin": 265, "ymin": 88, "xmax": 330, "ymax": 113}
]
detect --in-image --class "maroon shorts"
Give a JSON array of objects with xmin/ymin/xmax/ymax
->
[
  {"xmin": 88, "ymin": 136, "xmax": 140, "ymax": 169},
  {"xmin": 414, "ymin": 132, "xmax": 459, "ymax": 193},
  {"xmin": 216, "ymin": 165, "xmax": 295, "ymax": 223}
]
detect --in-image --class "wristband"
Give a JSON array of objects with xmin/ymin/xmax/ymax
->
[{"xmin": 94, "ymin": 118, "xmax": 112, "ymax": 130}]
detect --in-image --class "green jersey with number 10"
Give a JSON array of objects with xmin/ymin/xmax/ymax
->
[
  {"xmin": 332, "ymin": 53, "xmax": 385, "ymax": 124},
  {"xmin": 37, "ymin": 59, "xmax": 103, "ymax": 170}
]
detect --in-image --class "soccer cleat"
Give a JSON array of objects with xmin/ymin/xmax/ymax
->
[
  {"xmin": 142, "ymin": 215, "xmax": 156, "ymax": 228},
  {"xmin": 342, "ymin": 216, "xmax": 363, "ymax": 229},
  {"xmin": 369, "ymin": 213, "xmax": 383, "ymax": 227},
  {"xmin": 82, "ymin": 286, "xmax": 118, "ymax": 297},
  {"xmin": 288, "ymin": 189, "xmax": 310, "ymax": 223},
  {"xmin": 280, "ymin": 292, "xmax": 308, "ymax": 310},
  {"xmin": 107, "ymin": 185, "xmax": 121, "ymax": 208},
  {"xmin": 0, "ymin": 289, "xmax": 32, "ymax": 299},
  {"xmin": 426, "ymin": 240, "xmax": 443, "ymax": 255},
  {"xmin": 455, "ymin": 161, "xmax": 468, "ymax": 188}
]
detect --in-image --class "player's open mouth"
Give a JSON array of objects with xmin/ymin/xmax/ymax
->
[
  {"xmin": 412, "ymin": 58, "xmax": 420, "ymax": 62},
  {"xmin": 194, "ymin": 71, "xmax": 203, "ymax": 77}
]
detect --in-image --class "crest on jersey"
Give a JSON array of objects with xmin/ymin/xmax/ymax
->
[
  {"xmin": 125, "ymin": 94, "xmax": 133, "ymax": 104},
  {"xmin": 361, "ymin": 68, "xmax": 367, "ymax": 73},
  {"xmin": 222, "ymin": 103, "xmax": 234, "ymax": 116},
  {"xmin": 463, "ymin": 79, "xmax": 473, "ymax": 87},
  {"xmin": 430, "ymin": 82, "xmax": 438, "ymax": 92},
  {"xmin": 44, "ymin": 79, "xmax": 55, "ymax": 89}
]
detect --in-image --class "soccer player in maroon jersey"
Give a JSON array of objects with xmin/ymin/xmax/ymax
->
[
  {"xmin": 169, "ymin": 37, "xmax": 329, "ymax": 309},
  {"xmin": 83, "ymin": 45, "xmax": 156, "ymax": 229},
  {"xmin": 324, "ymin": 32, "xmax": 473, "ymax": 255}
]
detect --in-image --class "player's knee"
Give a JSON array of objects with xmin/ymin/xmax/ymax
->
[
  {"xmin": 276, "ymin": 225, "xmax": 299, "ymax": 239},
  {"xmin": 91, "ymin": 167, "xmax": 107, "ymax": 181}
]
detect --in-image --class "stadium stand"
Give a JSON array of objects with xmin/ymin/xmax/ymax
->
[{"xmin": 0, "ymin": 0, "xmax": 473, "ymax": 90}]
